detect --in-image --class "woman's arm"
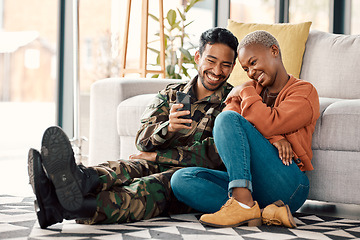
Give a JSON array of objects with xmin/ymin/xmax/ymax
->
[{"xmin": 238, "ymin": 83, "xmax": 318, "ymax": 137}]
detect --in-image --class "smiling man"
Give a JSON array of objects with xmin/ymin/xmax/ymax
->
[
  {"xmin": 27, "ymin": 27, "xmax": 239, "ymax": 228},
  {"xmin": 195, "ymin": 40, "xmax": 236, "ymax": 99}
]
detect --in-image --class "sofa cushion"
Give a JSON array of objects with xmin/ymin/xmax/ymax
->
[
  {"xmin": 311, "ymin": 97, "xmax": 342, "ymax": 150},
  {"xmin": 301, "ymin": 30, "xmax": 360, "ymax": 99},
  {"xmin": 117, "ymin": 94, "xmax": 157, "ymax": 137},
  {"xmin": 315, "ymin": 99, "xmax": 360, "ymax": 152},
  {"xmin": 227, "ymin": 20, "xmax": 312, "ymax": 86}
]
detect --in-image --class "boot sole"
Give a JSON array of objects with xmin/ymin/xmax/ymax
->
[
  {"xmin": 273, "ymin": 200, "xmax": 297, "ymax": 228},
  {"xmin": 41, "ymin": 126, "xmax": 84, "ymax": 212},
  {"xmin": 284, "ymin": 204, "xmax": 297, "ymax": 228},
  {"xmin": 199, "ymin": 217, "xmax": 262, "ymax": 228},
  {"xmin": 28, "ymin": 148, "xmax": 62, "ymax": 229},
  {"xmin": 28, "ymin": 149, "xmax": 48, "ymax": 228},
  {"xmin": 28, "ymin": 149, "xmax": 36, "ymax": 194}
]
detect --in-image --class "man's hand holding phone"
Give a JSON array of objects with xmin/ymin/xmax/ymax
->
[
  {"xmin": 167, "ymin": 92, "xmax": 192, "ymax": 136},
  {"xmin": 168, "ymin": 103, "xmax": 192, "ymax": 133}
]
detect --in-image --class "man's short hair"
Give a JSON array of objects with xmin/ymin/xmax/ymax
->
[
  {"xmin": 239, "ymin": 30, "xmax": 280, "ymax": 51},
  {"xmin": 199, "ymin": 27, "xmax": 239, "ymax": 62}
]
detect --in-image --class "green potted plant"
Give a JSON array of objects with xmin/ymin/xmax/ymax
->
[{"xmin": 149, "ymin": 0, "xmax": 202, "ymax": 79}]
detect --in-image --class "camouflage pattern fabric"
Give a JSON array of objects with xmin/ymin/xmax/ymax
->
[
  {"xmin": 136, "ymin": 76, "xmax": 232, "ymax": 169},
  {"xmin": 80, "ymin": 76, "xmax": 232, "ymax": 224},
  {"xmin": 78, "ymin": 159, "xmax": 184, "ymax": 224}
]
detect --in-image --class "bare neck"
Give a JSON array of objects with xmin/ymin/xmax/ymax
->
[{"xmin": 268, "ymin": 65, "xmax": 289, "ymax": 93}]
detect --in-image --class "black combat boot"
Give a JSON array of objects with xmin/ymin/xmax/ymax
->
[
  {"xmin": 40, "ymin": 126, "xmax": 100, "ymax": 212},
  {"xmin": 28, "ymin": 148, "xmax": 97, "ymax": 229}
]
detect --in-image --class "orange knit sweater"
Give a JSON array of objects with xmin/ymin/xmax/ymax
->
[{"xmin": 224, "ymin": 75, "xmax": 320, "ymax": 171}]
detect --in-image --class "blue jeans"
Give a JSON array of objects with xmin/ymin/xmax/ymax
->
[{"xmin": 171, "ymin": 111, "xmax": 309, "ymax": 213}]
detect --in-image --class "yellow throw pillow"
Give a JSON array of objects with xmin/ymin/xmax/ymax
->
[{"xmin": 227, "ymin": 20, "xmax": 312, "ymax": 86}]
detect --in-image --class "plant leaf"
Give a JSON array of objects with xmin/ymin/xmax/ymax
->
[
  {"xmin": 167, "ymin": 65, "xmax": 175, "ymax": 75},
  {"xmin": 182, "ymin": 66, "xmax": 190, "ymax": 78},
  {"xmin": 148, "ymin": 47, "xmax": 160, "ymax": 54},
  {"xmin": 179, "ymin": 47, "xmax": 192, "ymax": 60},
  {"xmin": 171, "ymin": 21, "xmax": 181, "ymax": 31},
  {"xmin": 185, "ymin": 0, "xmax": 202, "ymax": 12},
  {"xmin": 149, "ymin": 13, "xmax": 159, "ymax": 22},
  {"xmin": 166, "ymin": 9, "xmax": 177, "ymax": 26},
  {"xmin": 156, "ymin": 55, "xmax": 160, "ymax": 65},
  {"xmin": 151, "ymin": 74, "xmax": 159, "ymax": 78},
  {"xmin": 177, "ymin": 8, "xmax": 186, "ymax": 21},
  {"xmin": 184, "ymin": 20, "xmax": 194, "ymax": 28}
]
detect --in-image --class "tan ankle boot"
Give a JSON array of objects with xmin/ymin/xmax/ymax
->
[
  {"xmin": 262, "ymin": 200, "xmax": 297, "ymax": 228},
  {"xmin": 199, "ymin": 197, "xmax": 262, "ymax": 228}
]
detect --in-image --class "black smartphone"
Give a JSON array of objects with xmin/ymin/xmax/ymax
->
[{"xmin": 176, "ymin": 91, "xmax": 191, "ymax": 126}]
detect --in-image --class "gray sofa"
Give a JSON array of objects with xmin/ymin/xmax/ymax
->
[{"xmin": 89, "ymin": 30, "xmax": 360, "ymax": 206}]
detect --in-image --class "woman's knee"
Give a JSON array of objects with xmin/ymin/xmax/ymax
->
[
  {"xmin": 171, "ymin": 167, "xmax": 198, "ymax": 183},
  {"xmin": 214, "ymin": 111, "xmax": 239, "ymax": 128},
  {"xmin": 214, "ymin": 111, "xmax": 242, "ymax": 137}
]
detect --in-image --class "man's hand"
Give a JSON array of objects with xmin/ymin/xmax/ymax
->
[
  {"xmin": 129, "ymin": 151, "xmax": 157, "ymax": 162},
  {"xmin": 225, "ymin": 81, "xmax": 254, "ymax": 102},
  {"xmin": 273, "ymin": 139, "xmax": 293, "ymax": 166},
  {"xmin": 168, "ymin": 103, "xmax": 192, "ymax": 134}
]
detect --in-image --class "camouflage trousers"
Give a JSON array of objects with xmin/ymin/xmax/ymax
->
[{"xmin": 78, "ymin": 159, "xmax": 190, "ymax": 224}]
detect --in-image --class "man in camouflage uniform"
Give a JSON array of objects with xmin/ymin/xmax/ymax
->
[{"xmin": 27, "ymin": 27, "xmax": 239, "ymax": 228}]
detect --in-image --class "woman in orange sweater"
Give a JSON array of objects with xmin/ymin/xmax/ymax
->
[{"xmin": 171, "ymin": 30, "xmax": 320, "ymax": 228}]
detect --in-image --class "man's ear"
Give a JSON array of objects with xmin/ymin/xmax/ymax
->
[
  {"xmin": 194, "ymin": 50, "xmax": 200, "ymax": 64},
  {"xmin": 231, "ymin": 59, "xmax": 236, "ymax": 72}
]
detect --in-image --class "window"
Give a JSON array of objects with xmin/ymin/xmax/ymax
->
[
  {"xmin": 289, "ymin": 0, "xmax": 330, "ymax": 32},
  {"xmin": 351, "ymin": 0, "xmax": 360, "ymax": 34},
  {"xmin": 0, "ymin": 1, "xmax": 57, "ymax": 102},
  {"xmin": 0, "ymin": 0, "xmax": 57, "ymax": 195},
  {"xmin": 230, "ymin": 0, "xmax": 275, "ymax": 23}
]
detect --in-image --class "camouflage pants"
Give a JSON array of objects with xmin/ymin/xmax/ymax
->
[{"xmin": 78, "ymin": 159, "xmax": 189, "ymax": 224}]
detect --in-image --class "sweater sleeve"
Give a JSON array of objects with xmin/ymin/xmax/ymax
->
[
  {"xmin": 267, "ymin": 135, "xmax": 285, "ymax": 144},
  {"xmin": 223, "ymin": 96, "xmax": 242, "ymax": 112},
  {"xmin": 239, "ymin": 84, "xmax": 316, "ymax": 137}
]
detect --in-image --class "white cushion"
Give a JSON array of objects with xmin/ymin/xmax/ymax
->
[
  {"xmin": 117, "ymin": 94, "xmax": 157, "ymax": 137},
  {"xmin": 301, "ymin": 30, "xmax": 360, "ymax": 99},
  {"xmin": 311, "ymin": 97, "xmax": 342, "ymax": 150},
  {"xmin": 318, "ymin": 99, "xmax": 360, "ymax": 151}
]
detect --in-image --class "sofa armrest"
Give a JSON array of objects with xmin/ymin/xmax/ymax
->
[{"xmin": 89, "ymin": 77, "xmax": 179, "ymax": 165}]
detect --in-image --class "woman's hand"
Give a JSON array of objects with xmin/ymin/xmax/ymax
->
[
  {"xmin": 129, "ymin": 151, "xmax": 157, "ymax": 162},
  {"xmin": 273, "ymin": 139, "xmax": 293, "ymax": 166}
]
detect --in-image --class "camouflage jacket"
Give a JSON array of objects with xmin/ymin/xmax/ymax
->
[{"xmin": 135, "ymin": 76, "xmax": 232, "ymax": 170}]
